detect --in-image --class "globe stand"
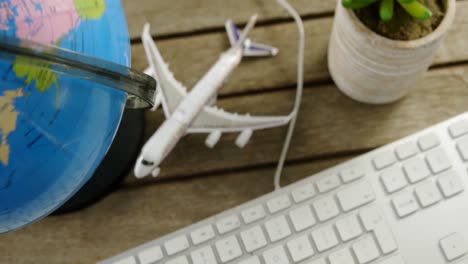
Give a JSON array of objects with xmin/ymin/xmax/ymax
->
[{"xmin": 52, "ymin": 108, "xmax": 145, "ymax": 215}]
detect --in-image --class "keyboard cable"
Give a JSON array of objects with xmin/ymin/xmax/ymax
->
[{"xmin": 273, "ymin": 0, "xmax": 305, "ymax": 191}]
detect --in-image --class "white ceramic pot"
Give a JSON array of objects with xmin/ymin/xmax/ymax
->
[{"xmin": 328, "ymin": 0, "xmax": 456, "ymax": 104}]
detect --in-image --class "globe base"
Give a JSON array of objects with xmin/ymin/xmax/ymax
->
[{"xmin": 51, "ymin": 108, "xmax": 145, "ymax": 215}]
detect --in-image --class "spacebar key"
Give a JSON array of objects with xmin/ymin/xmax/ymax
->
[{"xmin": 337, "ymin": 181, "xmax": 375, "ymax": 212}]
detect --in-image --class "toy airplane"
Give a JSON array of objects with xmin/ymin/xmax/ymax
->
[{"xmin": 135, "ymin": 14, "xmax": 292, "ymax": 178}]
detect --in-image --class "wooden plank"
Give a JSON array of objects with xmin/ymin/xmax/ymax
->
[
  {"xmin": 126, "ymin": 64, "xmax": 468, "ymax": 182},
  {"xmin": 130, "ymin": 2, "xmax": 468, "ymax": 95},
  {"xmin": 0, "ymin": 157, "xmax": 350, "ymax": 264},
  {"xmin": 122, "ymin": 0, "xmax": 335, "ymax": 39}
]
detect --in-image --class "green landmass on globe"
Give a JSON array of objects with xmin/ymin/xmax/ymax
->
[{"xmin": 13, "ymin": 58, "xmax": 58, "ymax": 92}]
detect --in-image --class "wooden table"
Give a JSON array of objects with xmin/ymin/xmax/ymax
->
[{"xmin": 2, "ymin": 0, "xmax": 468, "ymax": 263}]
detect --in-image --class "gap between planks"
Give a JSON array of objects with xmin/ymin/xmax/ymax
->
[{"xmin": 128, "ymin": 0, "xmax": 466, "ymax": 43}]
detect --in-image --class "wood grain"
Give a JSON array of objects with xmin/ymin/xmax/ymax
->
[
  {"xmin": 124, "ymin": 65, "xmax": 468, "ymax": 182},
  {"xmin": 0, "ymin": 156, "xmax": 350, "ymax": 264},
  {"xmin": 122, "ymin": 0, "xmax": 335, "ymax": 39},
  {"xmin": 2, "ymin": 3, "xmax": 468, "ymax": 263},
  {"xmin": 130, "ymin": 2, "xmax": 468, "ymax": 96}
]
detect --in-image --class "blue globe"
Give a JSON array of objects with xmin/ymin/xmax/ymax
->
[{"xmin": 0, "ymin": 0, "xmax": 131, "ymax": 232}]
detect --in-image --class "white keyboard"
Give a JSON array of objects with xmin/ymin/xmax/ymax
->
[{"xmin": 100, "ymin": 113, "xmax": 468, "ymax": 264}]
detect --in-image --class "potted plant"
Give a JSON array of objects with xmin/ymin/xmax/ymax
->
[{"xmin": 328, "ymin": 0, "xmax": 456, "ymax": 104}]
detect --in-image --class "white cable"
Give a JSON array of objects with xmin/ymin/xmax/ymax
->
[{"xmin": 273, "ymin": 0, "xmax": 305, "ymax": 190}]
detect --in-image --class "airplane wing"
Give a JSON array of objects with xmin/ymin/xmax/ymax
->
[
  {"xmin": 189, "ymin": 106, "xmax": 291, "ymax": 148},
  {"xmin": 142, "ymin": 24, "xmax": 187, "ymax": 116}
]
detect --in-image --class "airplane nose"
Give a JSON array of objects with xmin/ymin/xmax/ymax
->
[{"xmin": 134, "ymin": 156, "xmax": 156, "ymax": 178}]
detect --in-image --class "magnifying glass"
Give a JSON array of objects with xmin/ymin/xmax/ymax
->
[
  {"xmin": 0, "ymin": 36, "xmax": 156, "ymax": 109},
  {"xmin": 0, "ymin": 36, "xmax": 157, "ymax": 232}
]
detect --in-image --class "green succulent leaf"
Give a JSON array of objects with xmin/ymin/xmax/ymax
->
[
  {"xmin": 342, "ymin": 0, "xmax": 378, "ymax": 9},
  {"xmin": 397, "ymin": 0, "xmax": 414, "ymax": 3},
  {"xmin": 397, "ymin": 0, "xmax": 433, "ymax": 20},
  {"xmin": 380, "ymin": 0, "xmax": 394, "ymax": 21},
  {"xmin": 342, "ymin": 0, "xmax": 433, "ymax": 21}
]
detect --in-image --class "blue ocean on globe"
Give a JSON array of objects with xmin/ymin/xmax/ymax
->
[{"xmin": 0, "ymin": 0, "xmax": 130, "ymax": 232}]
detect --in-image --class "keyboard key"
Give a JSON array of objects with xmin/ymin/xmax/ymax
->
[
  {"xmin": 313, "ymin": 196, "xmax": 340, "ymax": 222},
  {"xmin": 328, "ymin": 248, "xmax": 355, "ymax": 264},
  {"xmin": 426, "ymin": 148, "xmax": 451, "ymax": 174},
  {"xmin": 291, "ymin": 183, "xmax": 316, "ymax": 203},
  {"xmin": 312, "ymin": 225, "xmax": 339, "ymax": 252},
  {"xmin": 449, "ymin": 120, "xmax": 468, "ymax": 138},
  {"xmin": 265, "ymin": 215, "xmax": 292, "ymax": 242},
  {"xmin": 241, "ymin": 205, "xmax": 266, "ymax": 224},
  {"xmin": 336, "ymin": 215, "xmax": 363, "ymax": 242},
  {"xmin": 373, "ymin": 151, "xmax": 397, "ymax": 170},
  {"xmin": 215, "ymin": 236, "xmax": 242, "ymax": 263},
  {"xmin": 352, "ymin": 236, "xmax": 380, "ymax": 264},
  {"xmin": 191, "ymin": 246, "xmax": 217, "ymax": 264},
  {"xmin": 112, "ymin": 256, "xmax": 136, "ymax": 264},
  {"xmin": 267, "ymin": 195, "xmax": 292, "ymax": 213},
  {"xmin": 440, "ymin": 233, "xmax": 468, "ymax": 261},
  {"xmin": 337, "ymin": 181, "xmax": 375, "ymax": 212},
  {"xmin": 289, "ymin": 205, "xmax": 316, "ymax": 232},
  {"xmin": 316, "ymin": 175, "xmax": 341, "ymax": 193},
  {"xmin": 395, "ymin": 141, "xmax": 418, "ymax": 160},
  {"xmin": 378, "ymin": 255, "xmax": 405, "ymax": 264},
  {"xmin": 380, "ymin": 166, "xmax": 408, "ymax": 194},
  {"xmin": 190, "ymin": 225, "xmax": 215, "ymax": 245},
  {"xmin": 164, "ymin": 235, "xmax": 190, "ymax": 256},
  {"xmin": 415, "ymin": 181, "xmax": 442, "ymax": 207},
  {"xmin": 238, "ymin": 256, "xmax": 261, "ymax": 264},
  {"xmin": 287, "ymin": 235, "xmax": 315, "ymax": 262},
  {"xmin": 216, "ymin": 215, "xmax": 241, "ymax": 234},
  {"xmin": 340, "ymin": 165, "xmax": 366, "ymax": 183},
  {"xmin": 137, "ymin": 245, "xmax": 163, "ymax": 264},
  {"xmin": 438, "ymin": 171, "xmax": 464, "ymax": 198},
  {"xmin": 403, "ymin": 156, "xmax": 431, "ymax": 183},
  {"xmin": 240, "ymin": 226, "xmax": 267, "ymax": 253},
  {"xmin": 374, "ymin": 225, "xmax": 398, "ymax": 254},
  {"xmin": 418, "ymin": 133, "xmax": 440, "ymax": 151},
  {"xmin": 263, "ymin": 246, "xmax": 290, "ymax": 264},
  {"xmin": 392, "ymin": 192, "xmax": 419, "ymax": 218},
  {"xmin": 166, "ymin": 256, "xmax": 189, "ymax": 264},
  {"xmin": 360, "ymin": 206, "xmax": 385, "ymax": 231},
  {"xmin": 457, "ymin": 136, "xmax": 468, "ymax": 161}
]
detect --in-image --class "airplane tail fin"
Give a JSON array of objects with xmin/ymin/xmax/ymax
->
[{"xmin": 225, "ymin": 18, "xmax": 279, "ymax": 57}]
